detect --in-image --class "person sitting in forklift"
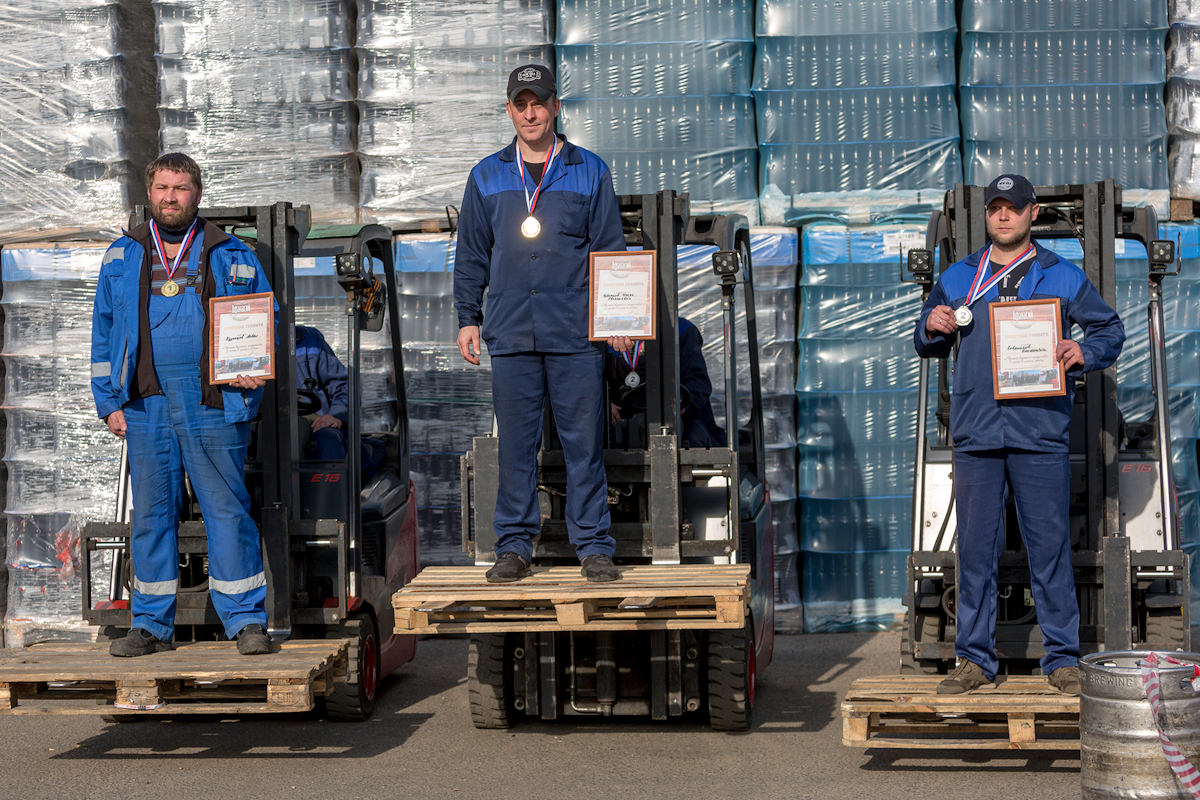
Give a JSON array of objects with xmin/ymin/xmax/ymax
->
[
  {"xmin": 914, "ymin": 173, "xmax": 1125, "ymax": 696},
  {"xmin": 606, "ymin": 317, "xmax": 726, "ymax": 449},
  {"xmin": 295, "ymin": 324, "xmax": 385, "ymax": 478},
  {"xmin": 454, "ymin": 63, "xmax": 626, "ymax": 584},
  {"xmin": 91, "ymin": 153, "xmax": 275, "ymax": 658}
]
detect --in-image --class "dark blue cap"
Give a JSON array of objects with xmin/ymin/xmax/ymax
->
[{"xmin": 984, "ymin": 174, "xmax": 1037, "ymax": 210}]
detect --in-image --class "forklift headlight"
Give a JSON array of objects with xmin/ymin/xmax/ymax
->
[
  {"xmin": 712, "ymin": 250, "xmax": 739, "ymax": 277},
  {"xmin": 907, "ymin": 248, "xmax": 934, "ymax": 276},
  {"xmin": 335, "ymin": 252, "xmax": 363, "ymax": 280},
  {"xmin": 1149, "ymin": 240, "xmax": 1175, "ymax": 267}
]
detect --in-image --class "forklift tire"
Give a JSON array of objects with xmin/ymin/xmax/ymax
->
[
  {"xmin": 1144, "ymin": 611, "xmax": 1186, "ymax": 650},
  {"xmin": 325, "ymin": 613, "xmax": 379, "ymax": 722},
  {"xmin": 708, "ymin": 621, "xmax": 755, "ymax": 732},
  {"xmin": 467, "ymin": 634, "xmax": 515, "ymax": 729}
]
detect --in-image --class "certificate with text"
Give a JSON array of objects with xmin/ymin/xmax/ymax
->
[
  {"xmin": 209, "ymin": 292, "xmax": 275, "ymax": 385},
  {"xmin": 988, "ymin": 298, "xmax": 1066, "ymax": 400},
  {"xmin": 588, "ymin": 251, "xmax": 657, "ymax": 340}
]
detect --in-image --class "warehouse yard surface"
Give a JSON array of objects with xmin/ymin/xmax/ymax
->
[{"xmin": 0, "ymin": 633, "xmax": 1081, "ymax": 800}]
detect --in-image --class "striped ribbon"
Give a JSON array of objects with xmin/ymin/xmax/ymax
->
[{"xmin": 1139, "ymin": 652, "xmax": 1200, "ymax": 797}]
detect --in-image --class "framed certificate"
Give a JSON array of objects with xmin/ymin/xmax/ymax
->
[
  {"xmin": 588, "ymin": 251, "xmax": 656, "ymax": 340},
  {"xmin": 209, "ymin": 292, "xmax": 275, "ymax": 385},
  {"xmin": 989, "ymin": 298, "xmax": 1066, "ymax": 400}
]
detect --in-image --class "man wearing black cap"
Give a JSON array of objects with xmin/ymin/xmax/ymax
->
[
  {"xmin": 913, "ymin": 173, "xmax": 1126, "ymax": 696},
  {"xmin": 453, "ymin": 64, "xmax": 626, "ymax": 583}
]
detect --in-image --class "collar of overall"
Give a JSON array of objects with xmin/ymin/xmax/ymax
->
[{"xmin": 517, "ymin": 137, "xmax": 559, "ymax": 238}]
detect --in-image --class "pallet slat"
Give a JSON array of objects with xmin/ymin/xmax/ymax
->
[
  {"xmin": 392, "ymin": 565, "xmax": 750, "ymax": 634},
  {"xmin": 841, "ymin": 675, "xmax": 1080, "ymax": 750}
]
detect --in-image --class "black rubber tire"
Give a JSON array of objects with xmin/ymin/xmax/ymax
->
[
  {"xmin": 707, "ymin": 621, "xmax": 755, "ymax": 732},
  {"xmin": 1144, "ymin": 611, "xmax": 1187, "ymax": 651},
  {"xmin": 325, "ymin": 613, "xmax": 380, "ymax": 722},
  {"xmin": 467, "ymin": 633, "xmax": 515, "ymax": 729}
]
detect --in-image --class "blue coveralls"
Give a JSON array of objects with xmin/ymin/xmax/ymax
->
[
  {"xmin": 454, "ymin": 135, "xmax": 627, "ymax": 562},
  {"xmin": 91, "ymin": 220, "xmax": 273, "ymax": 641},
  {"xmin": 914, "ymin": 241, "xmax": 1125, "ymax": 679},
  {"xmin": 295, "ymin": 325, "xmax": 350, "ymax": 460}
]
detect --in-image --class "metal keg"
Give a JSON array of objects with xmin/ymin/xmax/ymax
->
[{"xmin": 1081, "ymin": 650, "xmax": 1200, "ymax": 799}]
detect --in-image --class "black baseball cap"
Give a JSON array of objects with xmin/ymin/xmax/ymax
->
[
  {"xmin": 984, "ymin": 174, "xmax": 1037, "ymax": 210},
  {"xmin": 507, "ymin": 64, "xmax": 556, "ymax": 103}
]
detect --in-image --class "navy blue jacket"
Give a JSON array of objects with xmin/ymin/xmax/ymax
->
[
  {"xmin": 453, "ymin": 135, "xmax": 626, "ymax": 354},
  {"xmin": 607, "ymin": 318, "xmax": 727, "ymax": 448},
  {"xmin": 914, "ymin": 241, "xmax": 1125, "ymax": 453},
  {"xmin": 295, "ymin": 325, "xmax": 348, "ymax": 422}
]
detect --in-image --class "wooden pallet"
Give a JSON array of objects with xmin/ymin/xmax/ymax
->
[
  {"xmin": 841, "ymin": 675, "xmax": 1080, "ymax": 750},
  {"xmin": 392, "ymin": 564, "xmax": 750, "ymax": 634},
  {"xmin": 1172, "ymin": 197, "xmax": 1200, "ymax": 222},
  {"xmin": 0, "ymin": 640, "xmax": 347, "ymax": 715}
]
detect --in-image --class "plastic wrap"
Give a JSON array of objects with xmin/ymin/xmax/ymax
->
[
  {"xmin": 0, "ymin": 0, "xmax": 156, "ymax": 243},
  {"xmin": 961, "ymin": 0, "xmax": 1167, "ymax": 31},
  {"xmin": 753, "ymin": 30, "xmax": 956, "ymax": 91},
  {"xmin": 558, "ymin": 42, "xmax": 753, "ymax": 97},
  {"xmin": 758, "ymin": 86, "xmax": 959, "ymax": 144},
  {"xmin": 965, "ymin": 30, "xmax": 1165, "ymax": 86},
  {"xmin": 558, "ymin": 0, "xmax": 751, "ymax": 44},
  {"xmin": 153, "ymin": 0, "xmax": 357, "ymax": 223},
  {"xmin": 756, "ymin": 0, "xmax": 954, "ymax": 37},
  {"xmin": 354, "ymin": 0, "xmax": 553, "ymax": 224},
  {"xmin": 967, "ymin": 139, "xmax": 1168, "ymax": 190},
  {"xmin": 1175, "ymin": 0, "xmax": 1200, "ymax": 24}
]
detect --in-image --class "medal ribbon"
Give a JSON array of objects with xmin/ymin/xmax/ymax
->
[
  {"xmin": 517, "ymin": 136, "xmax": 559, "ymax": 219},
  {"xmin": 963, "ymin": 242, "xmax": 1037, "ymax": 309},
  {"xmin": 149, "ymin": 218, "xmax": 199, "ymax": 283},
  {"xmin": 623, "ymin": 340, "xmax": 643, "ymax": 372}
]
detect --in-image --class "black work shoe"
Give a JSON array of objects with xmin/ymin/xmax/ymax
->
[
  {"xmin": 1048, "ymin": 665, "xmax": 1080, "ymax": 696},
  {"xmin": 936, "ymin": 660, "xmax": 991, "ymax": 694},
  {"xmin": 109, "ymin": 628, "xmax": 172, "ymax": 658},
  {"xmin": 486, "ymin": 552, "xmax": 531, "ymax": 583},
  {"xmin": 236, "ymin": 624, "xmax": 272, "ymax": 656},
  {"xmin": 581, "ymin": 554, "xmax": 620, "ymax": 583}
]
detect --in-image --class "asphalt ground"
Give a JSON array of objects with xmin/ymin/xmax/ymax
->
[{"xmin": 0, "ymin": 632, "xmax": 1082, "ymax": 800}]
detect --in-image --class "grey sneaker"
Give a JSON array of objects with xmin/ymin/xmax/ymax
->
[
  {"xmin": 1048, "ymin": 666, "xmax": 1080, "ymax": 696},
  {"xmin": 581, "ymin": 554, "xmax": 620, "ymax": 583},
  {"xmin": 109, "ymin": 628, "xmax": 172, "ymax": 658},
  {"xmin": 236, "ymin": 624, "xmax": 272, "ymax": 656},
  {"xmin": 937, "ymin": 660, "xmax": 991, "ymax": 694},
  {"xmin": 486, "ymin": 552, "xmax": 531, "ymax": 583}
]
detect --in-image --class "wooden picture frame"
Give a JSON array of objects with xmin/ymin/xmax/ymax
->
[
  {"xmin": 209, "ymin": 292, "xmax": 275, "ymax": 385},
  {"xmin": 588, "ymin": 250, "xmax": 657, "ymax": 341},
  {"xmin": 988, "ymin": 297, "xmax": 1066, "ymax": 400}
]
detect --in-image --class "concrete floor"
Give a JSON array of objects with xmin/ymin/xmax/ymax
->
[{"xmin": 0, "ymin": 632, "xmax": 1083, "ymax": 800}]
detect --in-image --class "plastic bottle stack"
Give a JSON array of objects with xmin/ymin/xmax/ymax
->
[
  {"xmin": 0, "ymin": 246, "xmax": 124, "ymax": 647},
  {"xmin": 556, "ymin": 0, "xmax": 759, "ymax": 219},
  {"xmin": 356, "ymin": 0, "xmax": 554, "ymax": 226},
  {"xmin": 393, "ymin": 235, "xmax": 494, "ymax": 565},
  {"xmin": 0, "ymin": 0, "xmax": 156, "ymax": 242},
  {"xmin": 961, "ymin": 0, "xmax": 1168, "ymax": 190},
  {"xmin": 154, "ymin": 0, "xmax": 359, "ymax": 223},
  {"xmin": 677, "ymin": 230, "xmax": 800, "ymax": 624},
  {"xmin": 1169, "ymin": 1, "xmax": 1200, "ymax": 198},
  {"xmin": 754, "ymin": 0, "xmax": 962, "ymax": 226},
  {"xmin": 796, "ymin": 225, "xmax": 927, "ymax": 632}
]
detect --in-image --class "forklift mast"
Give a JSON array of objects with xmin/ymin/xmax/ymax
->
[{"xmin": 903, "ymin": 180, "xmax": 1191, "ymax": 674}]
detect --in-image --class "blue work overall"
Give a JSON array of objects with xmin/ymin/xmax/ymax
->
[{"xmin": 123, "ymin": 232, "xmax": 267, "ymax": 641}]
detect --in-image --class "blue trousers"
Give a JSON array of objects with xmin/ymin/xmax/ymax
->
[
  {"xmin": 124, "ymin": 372, "xmax": 267, "ymax": 641},
  {"xmin": 954, "ymin": 448, "xmax": 1079, "ymax": 679},
  {"xmin": 491, "ymin": 350, "xmax": 614, "ymax": 562}
]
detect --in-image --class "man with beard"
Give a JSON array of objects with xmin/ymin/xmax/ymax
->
[
  {"xmin": 91, "ymin": 153, "xmax": 275, "ymax": 657},
  {"xmin": 913, "ymin": 174, "xmax": 1125, "ymax": 696}
]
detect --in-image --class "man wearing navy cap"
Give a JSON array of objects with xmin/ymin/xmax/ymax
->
[
  {"xmin": 913, "ymin": 173, "xmax": 1126, "ymax": 696},
  {"xmin": 454, "ymin": 64, "xmax": 626, "ymax": 583}
]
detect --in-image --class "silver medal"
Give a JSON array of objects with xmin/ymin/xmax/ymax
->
[
  {"xmin": 954, "ymin": 306, "xmax": 973, "ymax": 326},
  {"xmin": 625, "ymin": 371, "xmax": 641, "ymax": 389},
  {"xmin": 521, "ymin": 216, "xmax": 541, "ymax": 238}
]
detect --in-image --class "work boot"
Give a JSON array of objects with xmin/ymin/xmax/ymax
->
[
  {"xmin": 236, "ymin": 624, "xmax": 272, "ymax": 656},
  {"xmin": 486, "ymin": 552, "xmax": 531, "ymax": 583},
  {"xmin": 581, "ymin": 554, "xmax": 620, "ymax": 583},
  {"xmin": 1048, "ymin": 665, "xmax": 1081, "ymax": 696},
  {"xmin": 936, "ymin": 660, "xmax": 991, "ymax": 694},
  {"xmin": 109, "ymin": 628, "xmax": 172, "ymax": 658}
]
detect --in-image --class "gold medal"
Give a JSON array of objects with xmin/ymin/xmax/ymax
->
[
  {"xmin": 161, "ymin": 279, "xmax": 180, "ymax": 297},
  {"xmin": 521, "ymin": 216, "xmax": 541, "ymax": 238}
]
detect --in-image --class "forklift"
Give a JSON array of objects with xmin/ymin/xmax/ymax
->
[
  {"xmin": 80, "ymin": 203, "xmax": 419, "ymax": 720},
  {"xmin": 454, "ymin": 190, "xmax": 775, "ymax": 731},
  {"xmin": 902, "ymin": 180, "xmax": 1192, "ymax": 676}
]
